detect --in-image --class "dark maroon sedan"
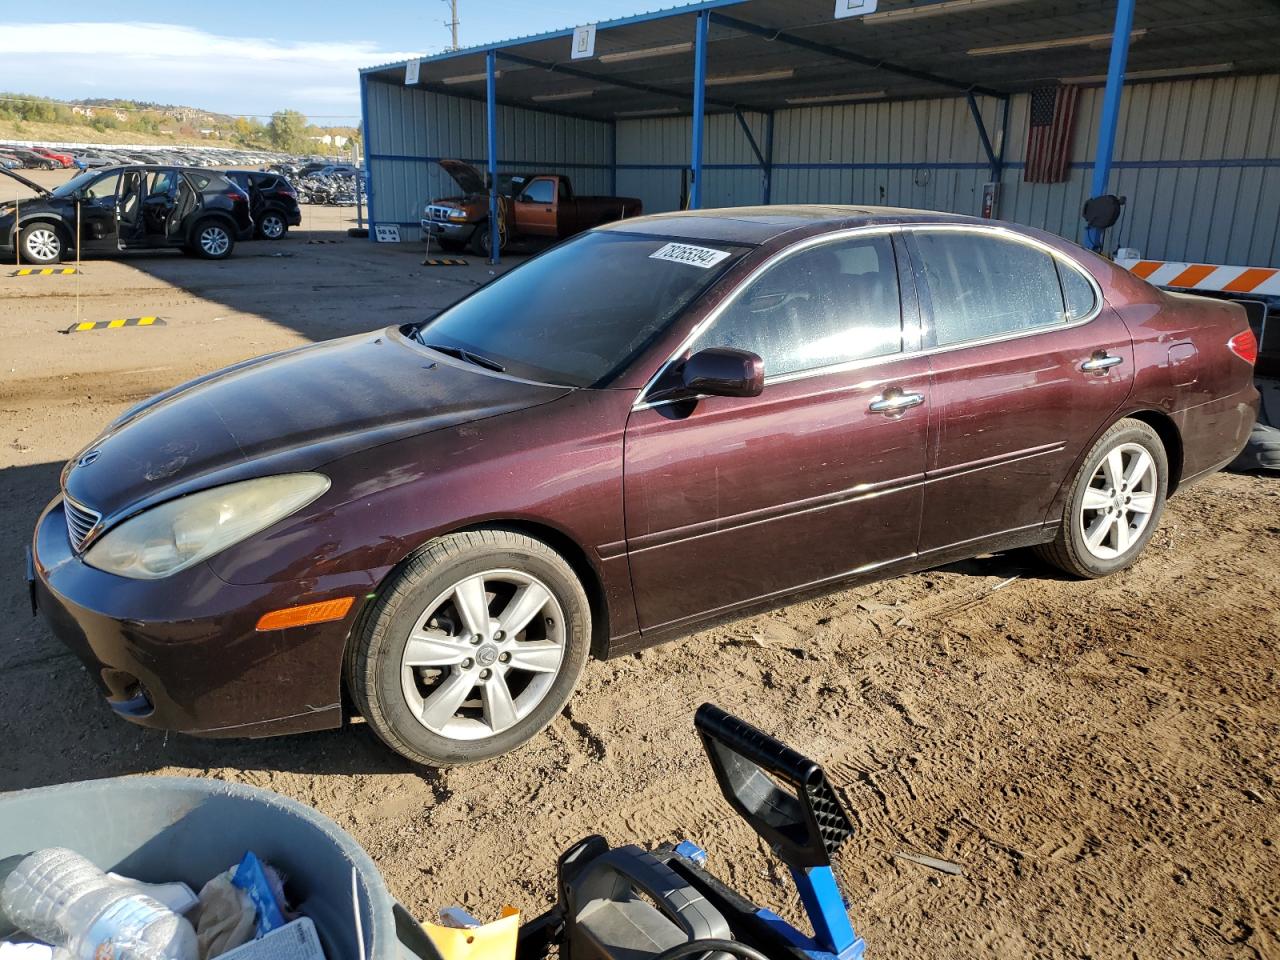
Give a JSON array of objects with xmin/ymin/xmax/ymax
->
[{"xmin": 30, "ymin": 206, "xmax": 1259, "ymax": 765}]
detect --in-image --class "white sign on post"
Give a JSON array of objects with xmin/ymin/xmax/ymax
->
[
  {"xmin": 374, "ymin": 224, "xmax": 401, "ymax": 243},
  {"xmin": 834, "ymin": 0, "xmax": 878, "ymax": 17},
  {"xmin": 571, "ymin": 24, "xmax": 597, "ymax": 60},
  {"xmin": 404, "ymin": 59, "xmax": 420, "ymax": 85}
]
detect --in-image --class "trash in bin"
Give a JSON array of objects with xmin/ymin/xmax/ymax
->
[
  {"xmin": 0, "ymin": 847, "xmax": 197, "ymax": 960},
  {"xmin": 219, "ymin": 917, "xmax": 325, "ymax": 960}
]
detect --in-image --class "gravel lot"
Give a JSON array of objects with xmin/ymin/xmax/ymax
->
[{"xmin": 1, "ymin": 169, "xmax": 1277, "ymax": 959}]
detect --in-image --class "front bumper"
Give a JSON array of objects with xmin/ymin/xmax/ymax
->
[
  {"xmin": 420, "ymin": 218, "xmax": 475, "ymax": 241},
  {"xmin": 31, "ymin": 497, "xmax": 369, "ymax": 739}
]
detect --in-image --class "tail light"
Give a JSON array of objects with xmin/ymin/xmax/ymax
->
[
  {"xmin": 277, "ymin": 187, "xmax": 296, "ymax": 199},
  {"xmin": 1227, "ymin": 329, "xmax": 1258, "ymax": 365}
]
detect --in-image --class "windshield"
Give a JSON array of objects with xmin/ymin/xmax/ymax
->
[
  {"xmin": 50, "ymin": 170, "xmax": 103, "ymax": 198},
  {"xmin": 414, "ymin": 231, "xmax": 749, "ymax": 387}
]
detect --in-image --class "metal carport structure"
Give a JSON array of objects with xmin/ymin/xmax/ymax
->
[{"xmin": 360, "ymin": 0, "xmax": 1280, "ymax": 265}]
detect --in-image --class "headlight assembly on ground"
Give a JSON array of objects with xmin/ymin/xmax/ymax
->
[{"xmin": 84, "ymin": 473, "xmax": 330, "ymax": 579}]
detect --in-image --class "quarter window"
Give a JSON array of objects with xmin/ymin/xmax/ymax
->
[
  {"xmin": 914, "ymin": 231, "xmax": 1067, "ymax": 347},
  {"xmin": 1058, "ymin": 261, "xmax": 1098, "ymax": 320},
  {"xmin": 691, "ymin": 234, "xmax": 902, "ymax": 377}
]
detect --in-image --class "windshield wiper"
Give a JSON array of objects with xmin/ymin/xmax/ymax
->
[{"xmin": 420, "ymin": 340, "xmax": 506, "ymax": 373}]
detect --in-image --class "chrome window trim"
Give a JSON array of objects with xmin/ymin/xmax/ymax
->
[{"xmin": 633, "ymin": 221, "xmax": 1105, "ymax": 412}]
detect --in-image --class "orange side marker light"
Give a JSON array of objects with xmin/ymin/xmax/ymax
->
[{"xmin": 256, "ymin": 596, "xmax": 355, "ymax": 631}]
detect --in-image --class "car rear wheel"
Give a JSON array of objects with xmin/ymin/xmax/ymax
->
[
  {"xmin": 20, "ymin": 223, "xmax": 63, "ymax": 264},
  {"xmin": 193, "ymin": 219, "xmax": 234, "ymax": 259},
  {"xmin": 258, "ymin": 211, "xmax": 287, "ymax": 240},
  {"xmin": 346, "ymin": 529, "xmax": 591, "ymax": 766},
  {"xmin": 1037, "ymin": 418, "xmax": 1169, "ymax": 578}
]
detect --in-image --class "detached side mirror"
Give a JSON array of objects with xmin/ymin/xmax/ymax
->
[{"xmin": 682, "ymin": 347, "xmax": 764, "ymax": 399}]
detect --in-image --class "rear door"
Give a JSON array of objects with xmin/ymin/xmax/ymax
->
[
  {"xmin": 905, "ymin": 226, "xmax": 1134, "ymax": 555},
  {"xmin": 623, "ymin": 230, "xmax": 930, "ymax": 633},
  {"xmin": 140, "ymin": 169, "xmax": 178, "ymax": 244}
]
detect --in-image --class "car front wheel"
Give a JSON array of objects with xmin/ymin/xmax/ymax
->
[
  {"xmin": 193, "ymin": 219, "xmax": 234, "ymax": 259},
  {"xmin": 1038, "ymin": 417, "xmax": 1169, "ymax": 578},
  {"xmin": 20, "ymin": 223, "xmax": 63, "ymax": 264},
  {"xmin": 346, "ymin": 529, "xmax": 591, "ymax": 766}
]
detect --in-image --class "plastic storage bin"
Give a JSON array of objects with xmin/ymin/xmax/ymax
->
[{"xmin": 0, "ymin": 777, "xmax": 437, "ymax": 960}]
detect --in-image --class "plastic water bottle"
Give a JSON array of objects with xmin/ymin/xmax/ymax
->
[{"xmin": 0, "ymin": 849, "xmax": 197, "ymax": 960}]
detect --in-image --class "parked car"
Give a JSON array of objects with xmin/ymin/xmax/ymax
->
[
  {"xmin": 0, "ymin": 152, "xmax": 21, "ymax": 170},
  {"xmin": 32, "ymin": 147, "xmax": 74, "ymax": 168},
  {"xmin": 224, "ymin": 169, "xmax": 302, "ymax": 239},
  {"xmin": 4, "ymin": 147, "xmax": 58, "ymax": 169},
  {"xmin": 421, "ymin": 160, "xmax": 642, "ymax": 255},
  {"xmin": 0, "ymin": 165, "xmax": 253, "ymax": 263},
  {"xmin": 73, "ymin": 154, "xmax": 115, "ymax": 169},
  {"xmin": 29, "ymin": 207, "xmax": 1258, "ymax": 766}
]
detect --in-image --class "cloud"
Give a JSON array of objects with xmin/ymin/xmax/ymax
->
[{"xmin": 0, "ymin": 22, "xmax": 420, "ymax": 118}]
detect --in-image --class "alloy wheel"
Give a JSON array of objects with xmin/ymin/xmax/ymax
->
[
  {"xmin": 199, "ymin": 225, "xmax": 230, "ymax": 256},
  {"xmin": 25, "ymin": 228, "xmax": 60, "ymax": 262},
  {"xmin": 1077, "ymin": 442, "xmax": 1159, "ymax": 560},
  {"xmin": 261, "ymin": 214, "xmax": 285, "ymax": 239},
  {"xmin": 400, "ymin": 569, "xmax": 566, "ymax": 741}
]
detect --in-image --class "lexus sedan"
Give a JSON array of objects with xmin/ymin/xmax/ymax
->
[
  {"xmin": 1, "ymin": 165, "xmax": 253, "ymax": 263},
  {"xmin": 29, "ymin": 206, "xmax": 1259, "ymax": 766}
]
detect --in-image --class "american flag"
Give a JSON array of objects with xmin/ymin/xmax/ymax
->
[{"xmin": 1024, "ymin": 84, "xmax": 1080, "ymax": 184}]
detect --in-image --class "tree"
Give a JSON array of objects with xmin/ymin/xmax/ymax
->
[{"xmin": 268, "ymin": 110, "xmax": 308, "ymax": 153}]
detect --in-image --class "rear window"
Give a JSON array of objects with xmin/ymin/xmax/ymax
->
[
  {"xmin": 1058, "ymin": 261, "xmax": 1098, "ymax": 320},
  {"xmin": 187, "ymin": 172, "xmax": 214, "ymax": 190}
]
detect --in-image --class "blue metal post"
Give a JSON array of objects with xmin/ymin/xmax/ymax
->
[
  {"xmin": 763, "ymin": 111, "xmax": 774, "ymax": 205},
  {"xmin": 359, "ymin": 73, "xmax": 374, "ymax": 242},
  {"xmin": 485, "ymin": 49, "xmax": 500, "ymax": 264},
  {"xmin": 1087, "ymin": 0, "xmax": 1137, "ymax": 252},
  {"xmin": 610, "ymin": 119, "xmax": 618, "ymax": 196},
  {"xmin": 690, "ymin": 11, "xmax": 709, "ymax": 210}
]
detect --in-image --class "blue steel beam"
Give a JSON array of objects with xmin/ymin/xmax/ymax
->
[
  {"xmin": 359, "ymin": 72, "xmax": 375, "ymax": 241},
  {"xmin": 1087, "ymin": 0, "xmax": 1137, "ymax": 252},
  {"xmin": 486, "ymin": 49, "xmax": 500, "ymax": 264},
  {"xmin": 763, "ymin": 111, "xmax": 774, "ymax": 205},
  {"xmin": 690, "ymin": 11, "xmax": 709, "ymax": 209},
  {"xmin": 708, "ymin": 11, "xmax": 1005, "ymax": 99},
  {"xmin": 966, "ymin": 92, "xmax": 1006, "ymax": 180}
]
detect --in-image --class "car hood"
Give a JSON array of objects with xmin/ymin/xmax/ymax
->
[
  {"xmin": 62, "ymin": 327, "xmax": 571, "ymax": 522},
  {"xmin": 436, "ymin": 159, "xmax": 486, "ymax": 196},
  {"xmin": 0, "ymin": 166, "xmax": 50, "ymax": 197}
]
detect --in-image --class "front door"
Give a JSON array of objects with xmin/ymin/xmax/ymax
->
[
  {"xmin": 514, "ymin": 177, "xmax": 557, "ymax": 236},
  {"xmin": 905, "ymin": 227, "xmax": 1135, "ymax": 555},
  {"xmin": 624, "ymin": 230, "xmax": 930, "ymax": 633},
  {"xmin": 76, "ymin": 171, "xmax": 122, "ymax": 251}
]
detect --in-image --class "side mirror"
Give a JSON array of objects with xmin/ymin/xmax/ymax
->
[{"xmin": 681, "ymin": 347, "xmax": 764, "ymax": 399}]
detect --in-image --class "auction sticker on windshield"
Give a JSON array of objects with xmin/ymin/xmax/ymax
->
[{"xmin": 649, "ymin": 242, "xmax": 731, "ymax": 269}]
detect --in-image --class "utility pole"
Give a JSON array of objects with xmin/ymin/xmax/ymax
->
[{"xmin": 442, "ymin": 0, "xmax": 459, "ymax": 51}]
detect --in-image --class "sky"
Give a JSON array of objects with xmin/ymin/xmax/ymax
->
[{"xmin": 0, "ymin": 0, "xmax": 682, "ymax": 123}]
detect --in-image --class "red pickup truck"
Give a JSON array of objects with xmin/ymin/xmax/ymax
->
[{"xmin": 421, "ymin": 160, "xmax": 641, "ymax": 255}]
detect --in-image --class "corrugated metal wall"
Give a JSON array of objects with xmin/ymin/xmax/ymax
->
[
  {"xmin": 364, "ymin": 80, "xmax": 612, "ymax": 241},
  {"xmin": 367, "ymin": 73, "xmax": 1280, "ymax": 264}
]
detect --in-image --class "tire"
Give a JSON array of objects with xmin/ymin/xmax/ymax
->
[
  {"xmin": 19, "ymin": 222, "xmax": 63, "ymax": 265},
  {"xmin": 191, "ymin": 219, "xmax": 234, "ymax": 259},
  {"xmin": 258, "ymin": 211, "xmax": 288, "ymax": 240},
  {"xmin": 346, "ymin": 529, "xmax": 591, "ymax": 766},
  {"xmin": 1036, "ymin": 418, "xmax": 1169, "ymax": 578},
  {"xmin": 468, "ymin": 221, "xmax": 508, "ymax": 257}
]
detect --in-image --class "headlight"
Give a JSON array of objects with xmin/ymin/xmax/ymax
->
[
  {"xmin": 83, "ymin": 473, "xmax": 330, "ymax": 580},
  {"xmin": 447, "ymin": 210, "xmax": 469, "ymax": 222}
]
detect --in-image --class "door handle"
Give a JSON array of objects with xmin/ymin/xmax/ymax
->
[
  {"xmin": 1081, "ymin": 353, "xmax": 1124, "ymax": 372},
  {"xmin": 868, "ymin": 391, "xmax": 925, "ymax": 414}
]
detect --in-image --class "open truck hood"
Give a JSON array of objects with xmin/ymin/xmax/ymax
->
[
  {"xmin": 436, "ymin": 159, "xmax": 486, "ymax": 196},
  {"xmin": 0, "ymin": 166, "xmax": 50, "ymax": 197}
]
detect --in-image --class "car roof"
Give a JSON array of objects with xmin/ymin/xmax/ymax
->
[{"xmin": 599, "ymin": 204, "xmax": 989, "ymax": 245}]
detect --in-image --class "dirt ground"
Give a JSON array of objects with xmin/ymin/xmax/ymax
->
[{"xmin": 1, "ymin": 168, "xmax": 1277, "ymax": 959}]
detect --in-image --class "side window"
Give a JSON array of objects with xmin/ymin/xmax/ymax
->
[
  {"xmin": 84, "ymin": 173, "xmax": 120, "ymax": 200},
  {"xmin": 522, "ymin": 179, "xmax": 555, "ymax": 204},
  {"xmin": 1058, "ymin": 260, "xmax": 1098, "ymax": 320},
  {"xmin": 148, "ymin": 171, "xmax": 176, "ymax": 196},
  {"xmin": 691, "ymin": 234, "xmax": 902, "ymax": 378},
  {"xmin": 914, "ymin": 231, "xmax": 1067, "ymax": 347}
]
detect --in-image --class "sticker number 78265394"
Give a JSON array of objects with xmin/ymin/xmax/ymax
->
[{"xmin": 648, "ymin": 242, "xmax": 731, "ymax": 269}]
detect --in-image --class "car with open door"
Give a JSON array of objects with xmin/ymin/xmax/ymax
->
[
  {"xmin": 0, "ymin": 164, "xmax": 253, "ymax": 264},
  {"xmin": 29, "ymin": 207, "xmax": 1258, "ymax": 767},
  {"xmin": 224, "ymin": 169, "xmax": 302, "ymax": 240}
]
